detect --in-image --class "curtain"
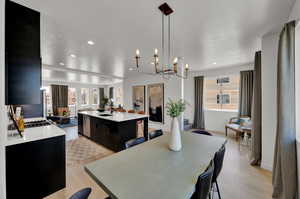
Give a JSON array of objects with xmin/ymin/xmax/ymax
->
[
  {"xmin": 272, "ymin": 21, "xmax": 298, "ymax": 199},
  {"xmin": 193, "ymin": 76, "xmax": 205, "ymax": 129},
  {"xmin": 99, "ymin": 88, "xmax": 105, "ymax": 108},
  {"xmin": 51, "ymin": 85, "xmax": 68, "ymax": 115},
  {"xmin": 238, "ymin": 70, "xmax": 254, "ymax": 116},
  {"xmin": 250, "ymin": 51, "xmax": 262, "ymax": 165}
]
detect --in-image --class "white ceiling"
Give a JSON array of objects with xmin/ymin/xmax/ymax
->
[{"xmin": 13, "ymin": 0, "xmax": 295, "ymax": 84}]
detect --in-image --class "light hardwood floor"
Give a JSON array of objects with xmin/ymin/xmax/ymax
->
[{"xmin": 45, "ymin": 127, "xmax": 272, "ymax": 199}]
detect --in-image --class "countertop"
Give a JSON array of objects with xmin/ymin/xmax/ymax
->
[
  {"xmin": 6, "ymin": 118, "xmax": 66, "ymax": 147},
  {"xmin": 79, "ymin": 111, "xmax": 148, "ymax": 122}
]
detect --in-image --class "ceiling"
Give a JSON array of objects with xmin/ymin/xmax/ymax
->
[{"xmin": 13, "ymin": 0, "xmax": 295, "ymax": 84}]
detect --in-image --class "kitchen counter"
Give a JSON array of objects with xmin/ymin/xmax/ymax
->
[
  {"xmin": 6, "ymin": 121, "xmax": 65, "ymax": 147},
  {"xmin": 79, "ymin": 111, "xmax": 148, "ymax": 122},
  {"xmin": 78, "ymin": 111, "xmax": 149, "ymax": 151}
]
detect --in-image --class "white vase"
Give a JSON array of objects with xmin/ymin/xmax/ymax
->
[{"xmin": 169, "ymin": 117, "xmax": 182, "ymax": 151}]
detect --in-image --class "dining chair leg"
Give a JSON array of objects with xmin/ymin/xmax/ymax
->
[{"xmin": 216, "ymin": 180, "xmax": 221, "ymax": 199}]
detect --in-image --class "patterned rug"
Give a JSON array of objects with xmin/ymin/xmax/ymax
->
[{"xmin": 66, "ymin": 136, "xmax": 113, "ymax": 167}]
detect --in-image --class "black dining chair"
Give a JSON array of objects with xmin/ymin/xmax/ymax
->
[
  {"xmin": 211, "ymin": 145, "xmax": 226, "ymax": 199},
  {"xmin": 192, "ymin": 130, "xmax": 212, "ymax": 136},
  {"xmin": 191, "ymin": 162, "xmax": 214, "ymax": 199},
  {"xmin": 125, "ymin": 137, "xmax": 146, "ymax": 149},
  {"xmin": 69, "ymin": 188, "xmax": 91, "ymax": 199},
  {"xmin": 149, "ymin": 129, "xmax": 163, "ymax": 140}
]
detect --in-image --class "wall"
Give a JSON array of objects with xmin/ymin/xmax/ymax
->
[
  {"xmin": 261, "ymin": 32, "xmax": 279, "ymax": 171},
  {"xmin": 0, "ymin": 0, "xmax": 6, "ymax": 198},
  {"xmin": 123, "ymin": 64, "xmax": 253, "ymax": 132}
]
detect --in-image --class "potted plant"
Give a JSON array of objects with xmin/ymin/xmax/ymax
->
[
  {"xmin": 99, "ymin": 97, "xmax": 109, "ymax": 110},
  {"xmin": 166, "ymin": 99, "xmax": 187, "ymax": 151}
]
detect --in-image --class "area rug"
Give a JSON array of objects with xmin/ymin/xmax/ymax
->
[{"xmin": 66, "ymin": 136, "xmax": 113, "ymax": 167}]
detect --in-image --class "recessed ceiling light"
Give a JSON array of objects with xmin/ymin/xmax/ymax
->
[
  {"xmin": 129, "ymin": 67, "xmax": 134, "ymax": 71},
  {"xmin": 87, "ymin": 40, "xmax": 95, "ymax": 45},
  {"xmin": 70, "ymin": 54, "xmax": 76, "ymax": 58},
  {"xmin": 213, "ymin": 62, "xmax": 217, "ymax": 65},
  {"xmin": 59, "ymin": 62, "xmax": 65, "ymax": 66}
]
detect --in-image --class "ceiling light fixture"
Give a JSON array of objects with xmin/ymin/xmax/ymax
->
[
  {"xmin": 129, "ymin": 67, "xmax": 134, "ymax": 71},
  {"xmin": 87, "ymin": 40, "xmax": 95, "ymax": 45},
  {"xmin": 70, "ymin": 54, "xmax": 76, "ymax": 58},
  {"xmin": 213, "ymin": 62, "xmax": 217, "ymax": 65},
  {"xmin": 134, "ymin": 3, "xmax": 189, "ymax": 79},
  {"xmin": 59, "ymin": 62, "xmax": 65, "ymax": 66}
]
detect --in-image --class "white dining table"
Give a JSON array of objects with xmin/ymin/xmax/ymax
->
[{"xmin": 85, "ymin": 132, "xmax": 227, "ymax": 199}]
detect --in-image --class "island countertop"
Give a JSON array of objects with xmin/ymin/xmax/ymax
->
[{"xmin": 79, "ymin": 111, "xmax": 148, "ymax": 122}]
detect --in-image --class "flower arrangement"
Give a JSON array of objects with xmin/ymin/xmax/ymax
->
[{"xmin": 166, "ymin": 99, "xmax": 187, "ymax": 118}]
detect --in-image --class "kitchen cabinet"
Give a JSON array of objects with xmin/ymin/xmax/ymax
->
[{"xmin": 5, "ymin": 0, "xmax": 41, "ymax": 105}]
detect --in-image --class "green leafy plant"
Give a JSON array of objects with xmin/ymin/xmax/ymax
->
[
  {"xmin": 166, "ymin": 99, "xmax": 187, "ymax": 118},
  {"xmin": 100, "ymin": 97, "xmax": 109, "ymax": 108}
]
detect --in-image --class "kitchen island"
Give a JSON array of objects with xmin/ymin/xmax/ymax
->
[{"xmin": 78, "ymin": 111, "xmax": 149, "ymax": 152}]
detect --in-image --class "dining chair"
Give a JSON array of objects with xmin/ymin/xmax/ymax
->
[
  {"xmin": 149, "ymin": 129, "xmax": 163, "ymax": 140},
  {"xmin": 125, "ymin": 137, "xmax": 146, "ymax": 149},
  {"xmin": 137, "ymin": 111, "xmax": 145, "ymax": 114},
  {"xmin": 211, "ymin": 145, "xmax": 226, "ymax": 199},
  {"xmin": 128, "ymin": 110, "xmax": 135, "ymax": 113},
  {"xmin": 191, "ymin": 161, "xmax": 214, "ymax": 199},
  {"xmin": 69, "ymin": 187, "xmax": 91, "ymax": 199},
  {"xmin": 192, "ymin": 130, "xmax": 212, "ymax": 136}
]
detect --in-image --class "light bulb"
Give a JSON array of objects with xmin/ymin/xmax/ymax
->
[
  {"xmin": 154, "ymin": 48, "xmax": 158, "ymax": 55},
  {"xmin": 185, "ymin": 64, "xmax": 189, "ymax": 69},
  {"xmin": 136, "ymin": 49, "xmax": 140, "ymax": 56},
  {"xmin": 173, "ymin": 57, "xmax": 178, "ymax": 64}
]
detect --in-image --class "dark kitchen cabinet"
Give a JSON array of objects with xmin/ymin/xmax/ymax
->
[
  {"xmin": 78, "ymin": 113, "xmax": 148, "ymax": 152},
  {"xmin": 5, "ymin": 0, "xmax": 41, "ymax": 105},
  {"xmin": 6, "ymin": 136, "xmax": 66, "ymax": 199}
]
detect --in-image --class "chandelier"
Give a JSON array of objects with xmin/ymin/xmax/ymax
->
[{"xmin": 134, "ymin": 3, "xmax": 189, "ymax": 79}]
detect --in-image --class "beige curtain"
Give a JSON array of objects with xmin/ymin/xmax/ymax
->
[
  {"xmin": 272, "ymin": 21, "xmax": 298, "ymax": 199},
  {"xmin": 238, "ymin": 71, "xmax": 253, "ymax": 117},
  {"xmin": 193, "ymin": 76, "xmax": 205, "ymax": 129},
  {"xmin": 250, "ymin": 51, "xmax": 262, "ymax": 165},
  {"xmin": 51, "ymin": 85, "xmax": 68, "ymax": 115}
]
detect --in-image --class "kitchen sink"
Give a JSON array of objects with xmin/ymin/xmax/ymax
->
[{"xmin": 99, "ymin": 114, "xmax": 113, "ymax": 117}]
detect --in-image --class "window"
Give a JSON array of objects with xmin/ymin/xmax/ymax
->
[
  {"xmin": 217, "ymin": 77, "xmax": 230, "ymax": 84},
  {"xmin": 217, "ymin": 94, "xmax": 230, "ymax": 104},
  {"xmin": 68, "ymin": 88, "xmax": 77, "ymax": 116},
  {"xmin": 204, "ymin": 75, "xmax": 239, "ymax": 111},
  {"xmin": 45, "ymin": 86, "xmax": 52, "ymax": 114},
  {"xmin": 91, "ymin": 88, "xmax": 99, "ymax": 105},
  {"xmin": 81, "ymin": 88, "xmax": 89, "ymax": 105},
  {"xmin": 68, "ymin": 88, "xmax": 76, "ymax": 106}
]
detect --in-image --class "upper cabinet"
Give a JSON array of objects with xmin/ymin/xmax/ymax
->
[{"xmin": 5, "ymin": 1, "xmax": 41, "ymax": 105}]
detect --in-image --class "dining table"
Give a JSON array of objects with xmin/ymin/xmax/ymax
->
[{"xmin": 85, "ymin": 132, "xmax": 227, "ymax": 199}]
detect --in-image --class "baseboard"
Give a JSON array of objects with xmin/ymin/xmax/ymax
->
[{"xmin": 261, "ymin": 161, "xmax": 273, "ymax": 172}]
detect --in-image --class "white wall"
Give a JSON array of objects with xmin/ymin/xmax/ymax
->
[
  {"xmin": 123, "ymin": 64, "xmax": 253, "ymax": 132},
  {"xmin": 0, "ymin": 0, "xmax": 6, "ymax": 198},
  {"xmin": 261, "ymin": 32, "xmax": 279, "ymax": 171}
]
